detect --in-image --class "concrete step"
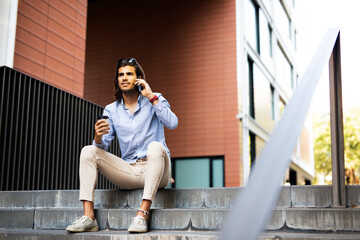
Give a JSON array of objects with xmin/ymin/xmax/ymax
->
[
  {"xmin": 0, "ymin": 188, "xmax": 238, "ymax": 209},
  {"xmin": 0, "ymin": 229, "xmax": 219, "ymax": 240},
  {"xmin": 1, "ymin": 207, "xmax": 360, "ymax": 232},
  {"xmin": 1, "ymin": 229, "xmax": 360, "ymax": 240},
  {"xmin": 0, "ymin": 186, "xmax": 359, "ymax": 209},
  {"xmin": 260, "ymin": 232, "xmax": 360, "ymax": 240}
]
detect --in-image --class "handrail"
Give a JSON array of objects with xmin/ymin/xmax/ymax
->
[{"xmin": 220, "ymin": 28, "xmax": 344, "ymax": 239}]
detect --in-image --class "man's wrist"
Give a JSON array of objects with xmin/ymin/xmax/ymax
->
[
  {"xmin": 94, "ymin": 136, "xmax": 102, "ymax": 144},
  {"xmin": 149, "ymin": 95, "xmax": 159, "ymax": 104}
]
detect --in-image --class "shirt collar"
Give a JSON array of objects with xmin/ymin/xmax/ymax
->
[{"xmin": 117, "ymin": 94, "xmax": 143, "ymax": 108}]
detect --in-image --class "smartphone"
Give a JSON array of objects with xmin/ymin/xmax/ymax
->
[{"xmin": 138, "ymin": 76, "xmax": 144, "ymax": 92}]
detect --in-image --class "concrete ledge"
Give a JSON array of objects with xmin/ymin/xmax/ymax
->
[
  {"xmin": 2, "ymin": 229, "xmax": 360, "ymax": 240},
  {"xmin": 266, "ymin": 209, "xmax": 285, "ymax": 230},
  {"xmin": 347, "ymin": 185, "xmax": 360, "ymax": 208},
  {"xmin": 0, "ymin": 209, "xmax": 34, "ymax": 229},
  {"xmin": 1, "ymin": 186, "xmax": 359, "ymax": 210},
  {"xmin": 285, "ymin": 208, "xmax": 360, "ymax": 232},
  {"xmin": 34, "ymin": 209, "xmax": 109, "ymax": 230},
  {"xmin": 291, "ymin": 186, "xmax": 332, "ymax": 207},
  {"xmin": 0, "ymin": 188, "xmax": 240, "ymax": 210},
  {"xmin": 260, "ymin": 232, "xmax": 360, "ymax": 240},
  {"xmin": 0, "ymin": 191, "xmax": 59, "ymax": 209},
  {"xmin": 2, "ymin": 208, "xmax": 228, "ymax": 231},
  {"xmin": 151, "ymin": 209, "xmax": 227, "ymax": 230},
  {"xmin": 0, "ymin": 229, "xmax": 219, "ymax": 240},
  {"xmin": 107, "ymin": 208, "xmax": 228, "ymax": 231},
  {"xmin": 1, "ymin": 207, "xmax": 360, "ymax": 232}
]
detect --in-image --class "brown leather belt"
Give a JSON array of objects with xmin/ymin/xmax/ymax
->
[{"xmin": 137, "ymin": 158, "xmax": 147, "ymax": 162}]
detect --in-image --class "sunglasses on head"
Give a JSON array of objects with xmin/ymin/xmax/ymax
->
[{"xmin": 119, "ymin": 58, "xmax": 138, "ymax": 64}]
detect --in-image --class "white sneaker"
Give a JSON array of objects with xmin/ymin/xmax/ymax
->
[
  {"xmin": 66, "ymin": 215, "xmax": 99, "ymax": 233},
  {"xmin": 128, "ymin": 215, "xmax": 148, "ymax": 233}
]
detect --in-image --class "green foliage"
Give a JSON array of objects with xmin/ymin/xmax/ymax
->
[
  {"xmin": 313, "ymin": 108, "xmax": 360, "ymax": 184},
  {"xmin": 343, "ymin": 108, "xmax": 360, "ymax": 171}
]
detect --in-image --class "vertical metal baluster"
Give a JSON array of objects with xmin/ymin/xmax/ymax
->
[
  {"xmin": 59, "ymin": 91, "xmax": 66, "ymax": 190},
  {"xmin": 46, "ymin": 88, "xmax": 55, "ymax": 190},
  {"xmin": 8, "ymin": 70, "xmax": 17, "ymax": 190},
  {"xmin": 0, "ymin": 67, "xmax": 10, "ymax": 190},
  {"xmin": 31, "ymin": 80, "xmax": 40, "ymax": 190},
  {"xmin": 37, "ymin": 83, "xmax": 49, "ymax": 190},
  {"xmin": 40, "ymin": 84, "xmax": 51, "ymax": 190},
  {"xmin": 60, "ymin": 92, "xmax": 66, "ymax": 189},
  {"xmin": 14, "ymin": 73, "xmax": 25, "ymax": 190},
  {"xmin": 27, "ymin": 78, "xmax": 36, "ymax": 190},
  {"xmin": 34, "ymin": 82, "xmax": 44, "ymax": 190},
  {"xmin": 20, "ymin": 75, "xmax": 29, "ymax": 190},
  {"xmin": 42, "ymin": 85, "xmax": 51, "ymax": 190},
  {"xmin": 50, "ymin": 88, "xmax": 58, "ymax": 190},
  {"xmin": 67, "ymin": 95, "xmax": 72, "ymax": 189},
  {"xmin": 76, "ymin": 100, "xmax": 84, "ymax": 189},
  {"xmin": 55, "ymin": 90, "xmax": 62, "ymax": 189},
  {"xmin": 72, "ymin": 96, "xmax": 79, "ymax": 189}
]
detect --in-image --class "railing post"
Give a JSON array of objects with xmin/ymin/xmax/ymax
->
[{"xmin": 329, "ymin": 33, "xmax": 346, "ymax": 207}]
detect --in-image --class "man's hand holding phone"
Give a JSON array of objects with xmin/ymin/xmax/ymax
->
[
  {"xmin": 135, "ymin": 78, "xmax": 158, "ymax": 105},
  {"xmin": 136, "ymin": 76, "xmax": 146, "ymax": 95},
  {"xmin": 94, "ymin": 116, "xmax": 110, "ymax": 144}
]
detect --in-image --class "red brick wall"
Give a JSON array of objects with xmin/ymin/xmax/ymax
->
[
  {"xmin": 13, "ymin": 0, "xmax": 87, "ymax": 97},
  {"xmin": 85, "ymin": 0, "xmax": 241, "ymax": 186}
]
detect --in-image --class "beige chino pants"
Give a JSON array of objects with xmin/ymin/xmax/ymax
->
[{"xmin": 79, "ymin": 141, "xmax": 171, "ymax": 202}]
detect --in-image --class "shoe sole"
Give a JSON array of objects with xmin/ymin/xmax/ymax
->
[
  {"xmin": 128, "ymin": 227, "xmax": 148, "ymax": 233},
  {"xmin": 128, "ymin": 230, "xmax": 148, "ymax": 233},
  {"xmin": 66, "ymin": 226, "xmax": 99, "ymax": 233}
]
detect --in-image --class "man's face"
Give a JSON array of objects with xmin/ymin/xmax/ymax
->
[{"xmin": 118, "ymin": 66, "xmax": 137, "ymax": 93}]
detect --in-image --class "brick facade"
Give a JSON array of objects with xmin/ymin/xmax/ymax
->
[{"xmin": 13, "ymin": 0, "xmax": 87, "ymax": 97}]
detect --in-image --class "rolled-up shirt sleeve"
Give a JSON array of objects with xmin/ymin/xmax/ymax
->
[{"xmin": 153, "ymin": 94, "xmax": 178, "ymax": 129}]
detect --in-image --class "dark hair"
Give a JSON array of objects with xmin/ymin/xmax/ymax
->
[{"xmin": 114, "ymin": 58, "xmax": 145, "ymax": 101}]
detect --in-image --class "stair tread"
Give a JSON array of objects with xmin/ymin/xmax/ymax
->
[
  {"xmin": 0, "ymin": 229, "xmax": 219, "ymax": 239},
  {"xmin": 1, "ymin": 229, "xmax": 360, "ymax": 240}
]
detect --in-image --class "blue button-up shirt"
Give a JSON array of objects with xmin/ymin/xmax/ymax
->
[{"xmin": 93, "ymin": 93, "xmax": 178, "ymax": 164}]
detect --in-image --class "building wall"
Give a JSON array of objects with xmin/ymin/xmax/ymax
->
[
  {"xmin": 84, "ymin": 0, "xmax": 241, "ymax": 186},
  {"xmin": 239, "ymin": 0, "xmax": 315, "ymax": 183},
  {"xmin": 13, "ymin": 0, "xmax": 87, "ymax": 97}
]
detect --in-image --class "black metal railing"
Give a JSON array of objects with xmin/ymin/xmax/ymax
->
[{"xmin": 0, "ymin": 66, "xmax": 120, "ymax": 191}]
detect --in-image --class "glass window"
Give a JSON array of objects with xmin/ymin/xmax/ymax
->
[
  {"xmin": 171, "ymin": 157, "xmax": 225, "ymax": 188},
  {"xmin": 269, "ymin": 25, "xmax": 273, "ymax": 58},
  {"xmin": 259, "ymin": 9, "xmax": 272, "ymax": 60},
  {"xmin": 252, "ymin": 63, "xmax": 274, "ymax": 131},
  {"xmin": 245, "ymin": 0, "xmax": 259, "ymax": 53},
  {"xmin": 275, "ymin": 44, "xmax": 292, "ymax": 93},
  {"xmin": 175, "ymin": 158, "xmax": 210, "ymax": 188},
  {"xmin": 212, "ymin": 159, "xmax": 224, "ymax": 187},
  {"xmin": 248, "ymin": 57, "xmax": 255, "ymax": 118},
  {"xmin": 279, "ymin": 97, "xmax": 286, "ymax": 118},
  {"xmin": 275, "ymin": 0, "xmax": 291, "ymax": 42},
  {"xmin": 262, "ymin": 0, "xmax": 272, "ymax": 12},
  {"xmin": 249, "ymin": 132, "xmax": 256, "ymax": 171},
  {"xmin": 271, "ymin": 85, "xmax": 275, "ymax": 120}
]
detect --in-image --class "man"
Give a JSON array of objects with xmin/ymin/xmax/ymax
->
[{"xmin": 66, "ymin": 58, "xmax": 178, "ymax": 233}]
